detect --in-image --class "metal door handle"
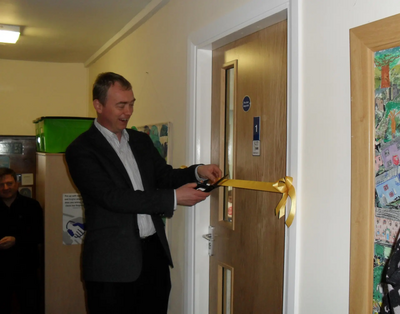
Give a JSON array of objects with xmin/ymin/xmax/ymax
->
[
  {"xmin": 202, "ymin": 233, "xmax": 212, "ymax": 241},
  {"xmin": 203, "ymin": 226, "xmax": 214, "ymax": 256}
]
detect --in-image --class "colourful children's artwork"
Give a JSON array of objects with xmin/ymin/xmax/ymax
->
[
  {"xmin": 132, "ymin": 122, "xmax": 170, "ymax": 163},
  {"xmin": 374, "ymin": 46, "xmax": 400, "ymax": 313}
]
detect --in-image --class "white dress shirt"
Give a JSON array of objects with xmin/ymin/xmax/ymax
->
[{"xmin": 94, "ymin": 119, "xmax": 156, "ymax": 238}]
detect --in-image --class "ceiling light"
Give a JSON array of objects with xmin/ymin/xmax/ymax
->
[{"xmin": 0, "ymin": 25, "xmax": 20, "ymax": 44}]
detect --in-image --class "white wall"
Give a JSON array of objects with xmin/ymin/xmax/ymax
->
[
  {"xmin": 86, "ymin": 1, "xmax": 255, "ymax": 313},
  {"xmin": 86, "ymin": 0, "xmax": 400, "ymax": 313},
  {"xmin": 300, "ymin": 1, "xmax": 400, "ymax": 313}
]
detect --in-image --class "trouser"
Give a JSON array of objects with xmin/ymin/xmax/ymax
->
[
  {"xmin": 0, "ymin": 270, "xmax": 40, "ymax": 314},
  {"xmin": 86, "ymin": 234, "xmax": 171, "ymax": 314}
]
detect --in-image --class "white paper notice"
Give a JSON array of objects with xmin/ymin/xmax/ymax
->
[
  {"xmin": 62, "ymin": 193, "xmax": 85, "ymax": 245},
  {"xmin": 21, "ymin": 173, "xmax": 34, "ymax": 185}
]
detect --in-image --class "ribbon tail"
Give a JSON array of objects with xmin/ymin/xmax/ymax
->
[
  {"xmin": 275, "ymin": 193, "xmax": 288, "ymax": 219},
  {"xmin": 285, "ymin": 186, "xmax": 296, "ymax": 227}
]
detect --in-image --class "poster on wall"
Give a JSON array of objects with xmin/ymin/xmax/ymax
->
[
  {"xmin": 373, "ymin": 46, "xmax": 400, "ymax": 313},
  {"xmin": 132, "ymin": 122, "xmax": 171, "ymax": 163},
  {"xmin": 62, "ymin": 193, "xmax": 86, "ymax": 245}
]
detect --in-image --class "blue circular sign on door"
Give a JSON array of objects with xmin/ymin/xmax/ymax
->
[{"xmin": 242, "ymin": 95, "xmax": 251, "ymax": 112}]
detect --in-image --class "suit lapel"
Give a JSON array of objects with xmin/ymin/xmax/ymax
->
[{"xmin": 87, "ymin": 124, "xmax": 133, "ymax": 188}]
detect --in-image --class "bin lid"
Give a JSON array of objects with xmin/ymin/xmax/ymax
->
[{"xmin": 33, "ymin": 116, "xmax": 95, "ymax": 123}]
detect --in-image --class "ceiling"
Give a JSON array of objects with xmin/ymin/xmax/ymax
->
[{"xmin": 0, "ymin": 0, "xmax": 166, "ymax": 65}]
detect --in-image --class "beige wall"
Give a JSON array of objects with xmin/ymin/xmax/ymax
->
[
  {"xmin": 88, "ymin": 0, "xmax": 253, "ymax": 312},
  {"xmin": 88, "ymin": 0, "xmax": 252, "ymax": 163},
  {"xmin": 0, "ymin": 60, "xmax": 89, "ymax": 136}
]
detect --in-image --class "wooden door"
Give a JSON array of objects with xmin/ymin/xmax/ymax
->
[{"xmin": 209, "ymin": 20, "xmax": 287, "ymax": 314}]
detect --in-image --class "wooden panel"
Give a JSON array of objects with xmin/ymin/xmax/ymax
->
[
  {"xmin": 36, "ymin": 153, "xmax": 86, "ymax": 314},
  {"xmin": 351, "ymin": 14, "xmax": 400, "ymax": 51},
  {"xmin": 210, "ymin": 20, "xmax": 287, "ymax": 314},
  {"xmin": 350, "ymin": 13, "xmax": 400, "ymax": 314}
]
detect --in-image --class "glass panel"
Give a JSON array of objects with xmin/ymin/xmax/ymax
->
[
  {"xmin": 224, "ymin": 269, "xmax": 232, "ymax": 314},
  {"xmin": 223, "ymin": 67, "xmax": 234, "ymax": 223},
  {"xmin": 220, "ymin": 266, "xmax": 233, "ymax": 314}
]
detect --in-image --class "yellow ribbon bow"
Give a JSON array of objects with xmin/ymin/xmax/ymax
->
[
  {"xmin": 180, "ymin": 165, "xmax": 296, "ymax": 227},
  {"xmin": 272, "ymin": 176, "xmax": 296, "ymax": 227},
  {"xmin": 218, "ymin": 176, "xmax": 296, "ymax": 227}
]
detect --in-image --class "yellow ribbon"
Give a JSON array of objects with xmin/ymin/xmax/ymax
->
[
  {"xmin": 180, "ymin": 165, "xmax": 296, "ymax": 227},
  {"xmin": 218, "ymin": 176, "xmax": 296, "ymax": 227}
]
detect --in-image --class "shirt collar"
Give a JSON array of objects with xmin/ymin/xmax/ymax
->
[{"xmin": 94, "ymin": 119, "xmax": 130, "ymax": 142}]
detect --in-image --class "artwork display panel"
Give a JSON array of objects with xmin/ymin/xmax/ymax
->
[
  {"xmin": 350, "ymin": 13, "xmax": 400, "ymax": 314},
  {"xmin": 132, "ymin": 122, "xmax": 171, "ymax": 163},
  {"xmin": 373, "ymin": 46, "xmax": 400, "ymax": 313}
]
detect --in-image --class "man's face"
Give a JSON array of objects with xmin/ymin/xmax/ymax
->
[
  {"xmin": 94, "ymin": 82, "xmax": 135, "ymax": 139},
  {"xmin": 0, "ymin": 174, "xmax": 19, "ymax": 200}
]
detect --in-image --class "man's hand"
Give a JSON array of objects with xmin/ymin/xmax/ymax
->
[
  {"xmin": 176, "ymin": 183, "xmax": 210, "ymax": 206},
  {"xmin": 197, "ymin": 164, "xmax": 223, "ymax": 184},
  {"xmin": 0, "ymin": 236, "xmax": 16, "ymax": 250}
]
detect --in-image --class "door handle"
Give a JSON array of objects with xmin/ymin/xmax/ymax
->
[
  {"xmin": 202, "ymin": 226, "xmax": 214, "ymax": 256},
  {"xmin": 202, "ymin": 233, "xmax": 212, "ymax": 241}
]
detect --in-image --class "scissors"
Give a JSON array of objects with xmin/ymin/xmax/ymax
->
[{"xmin": 195, "ymin": 174, "xmax": 229, "ymax": 192}]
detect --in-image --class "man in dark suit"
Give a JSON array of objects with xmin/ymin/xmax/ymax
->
[
  {"xmin": 0, "ymin": 167, "xmax": 44, "ymax": 314},
  {"xmin": 65, "ymin": 72, "xmax": 221, "ymax": 314}
]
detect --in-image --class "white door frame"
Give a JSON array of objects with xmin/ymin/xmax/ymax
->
[{"xmin": 184, "ymin": 1, "xmax": 301, "ymax": 313}]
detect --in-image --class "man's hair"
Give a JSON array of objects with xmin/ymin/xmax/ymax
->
[
  {"xmin": 93, "ymin": 72, "xmax": 132, "ymax": 105},
  {"xmin": 0, "ymin": 167, "xmax": 17, "ymax": 181}
]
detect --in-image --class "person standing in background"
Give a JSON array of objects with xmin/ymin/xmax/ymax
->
[{"xmin": 0, "ymin": 167, "xmax": 44, "ymax": 314}]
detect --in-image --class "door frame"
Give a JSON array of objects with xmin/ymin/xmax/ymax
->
[{"xmin": 184, "ymin": 1, "xmax": 301, "ymax": 313}]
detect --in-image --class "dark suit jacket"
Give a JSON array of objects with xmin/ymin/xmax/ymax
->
[
  {"xmin": 0, "ymin": 193, "xmax": 44, "ymax": 279},
  {"xmin": 65, "ymin": 124, "xmax": 198, "ymax": 282}
]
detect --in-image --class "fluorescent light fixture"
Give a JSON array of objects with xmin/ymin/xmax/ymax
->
[{"xmin": 0, "ymin": 25, "xmax": 20, "ymax": 44}]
